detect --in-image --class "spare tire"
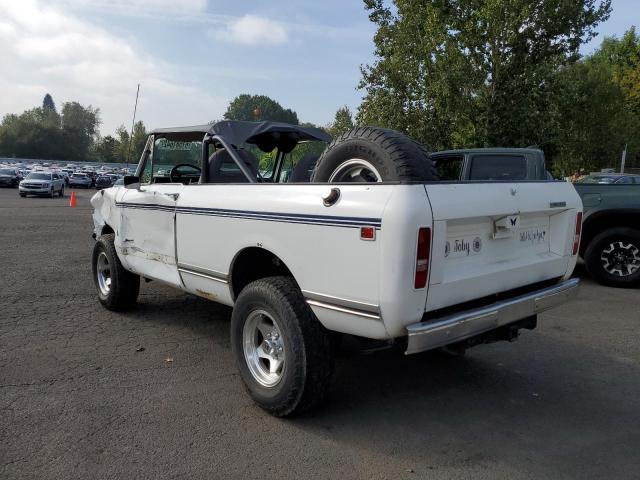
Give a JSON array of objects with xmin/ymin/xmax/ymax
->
[{"xmin": 311, "ymin": 127, "xmax": 437, "ymax": 182}]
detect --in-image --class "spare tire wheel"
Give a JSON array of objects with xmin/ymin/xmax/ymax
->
[{"xmin": 311, "ymin": 127, "xmax": 437, "ymax": 182}]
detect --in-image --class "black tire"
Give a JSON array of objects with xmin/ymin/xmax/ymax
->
[
  {"xmin": 19, "ymin": 193, "xmax": 26, "ymax": 198},
  {"xmin": 50, "ymin": 187, "xmax": 55, "ymax": 198},
  {"xmin": 311, "ymin": 126, "xmax": 437, "ymax": 182},
  {"xmin": 231, "ymin": 276, "xmax": 335, "ymax": 416},
  {"xmin": 59, "ymin": 185, "xmax": 64, "ymax": 197},
  {"xmin": 92, "ymin": 234, "xmax": 140, "ymax": 310},
  {"xmin": 584, "ymin": 227, "xmax": 640, "ymax": 288}
]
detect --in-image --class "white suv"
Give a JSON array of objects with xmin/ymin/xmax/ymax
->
[{"xmin": 19, "ymin": 172, "xmax": 65, "ymax": 198}]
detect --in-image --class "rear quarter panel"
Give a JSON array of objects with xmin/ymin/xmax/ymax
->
[{"xmin": 175, "ymin": 184, "xmax": 401, "ymax": 339}]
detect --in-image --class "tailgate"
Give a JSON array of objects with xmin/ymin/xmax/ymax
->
[{"xmin": 424, "ymin": 182, "xmax": 581, "ymax": 311}]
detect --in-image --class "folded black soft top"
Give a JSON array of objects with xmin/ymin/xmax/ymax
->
[{"xmin": 151, "ymin": 120, "xmax": 331, "ymax": 152}]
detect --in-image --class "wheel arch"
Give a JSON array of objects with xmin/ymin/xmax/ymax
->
[
  {"xmin": 580, "ymin": 209, "xmax": 640, "ymax": 257},
  {"xmin": 229, "ymin": 247, "xmax": 297, "ymax": 301},
  {"xmin": 101, "ymin": 224, "xmax": 115, "ymax": 236}
]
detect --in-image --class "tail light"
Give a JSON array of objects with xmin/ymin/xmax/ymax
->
[
  {"xmin": 572, "ymin": 212, "xmax": 583, "ymax": 255},
  {"xmin": 415, "ymin": 227, "xmax": 431, "ymax": 289}
]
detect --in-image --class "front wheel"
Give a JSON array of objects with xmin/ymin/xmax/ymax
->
[
  {"xmin": 92, "ymin": 234, "xmax": 140, "ymax": 310},
  {"xmin": 50, "ymin": 187, "xmax": 55, "ymax": 198},
  {"xmin": 231, "ymin": 276, "xmax": 335, "ymax": 416},
  {"xmin": 59, "ymin": 185, "xmax": 64, "ymax": 197},
  {"xmin": 584, "ymin": 227, "xmax": 640, "ymax": 288}
]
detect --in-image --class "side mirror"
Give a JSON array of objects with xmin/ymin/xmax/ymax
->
[{"xmin": 124, "ymin": 175, "xmax": 139, "ymax": 188}]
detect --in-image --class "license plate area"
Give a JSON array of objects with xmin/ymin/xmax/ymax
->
[{"xmin": 445, "ymin": 215, "xmax": 550, "ymax": 263}]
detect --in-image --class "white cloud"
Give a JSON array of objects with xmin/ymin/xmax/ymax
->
[
  {"xmin": 212, "ymin": 14, "xmax": 288, "ymax": 46},
  {"xmin": 52, "ymin": 0, "xmax": 208, "ymax": 16},
  {"xmin": 0, "ymin": 0, "xmax": 225, "ymax": 134}
]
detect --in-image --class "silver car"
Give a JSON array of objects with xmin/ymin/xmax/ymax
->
[
  {"xmin": 69, "ymin": 173, "xmax": 93, "ymax": 189},
  {"xmin": 19, "ymin": 172, "xmax": 65, "ymax": 197}
]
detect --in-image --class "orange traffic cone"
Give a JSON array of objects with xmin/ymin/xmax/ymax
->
[{"xmin": 69, "ymin": 191, "xmax": 77, "ymax": 208}]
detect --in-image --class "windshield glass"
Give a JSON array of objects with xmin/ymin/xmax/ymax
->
[
  {"xmin": 0, "ymin": 168, "xmax": 15, "ymax": 175},
  {"xmin": 27, "ymin": 172, "xmax": 51, "ymax": 180}
]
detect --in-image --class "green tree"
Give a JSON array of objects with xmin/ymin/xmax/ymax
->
[
  {"xmin": 61, "ymin": 102, "xmax": 100, "ymax": 160},
  {"xmin": 551, "ymin": 27, "xmax": 640, "ymax": 175},
  {"xmin": 358, "ymin": 0, "xmax": 612, "ymax": 151},
  {"xmin": 130, "ymin": 121, "xmax": 148, "ymax": 163},
  {"xmin": 0, "ymin": 107, "xmax": 63, "ymax": 159},
  {"xmin": 114, "ymin": 125, "xmax": 130, "ymax": 163},
  {"xmin": 90, "ymin": 135, "xmax": 118, "ymax": 163},
  {"xmin": 224, "ymin": 94, "xmax": 299, "ymax": 124},
  {"xmin": 42, "ymin": 93, "xmax": 56, "ymax": 113},
  {"xmin": 328, "ymin": 106, "xmax": 355, "ymax": 137}
]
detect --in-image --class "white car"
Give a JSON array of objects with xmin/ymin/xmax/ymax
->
[
  {"xmin": 19, "ymin": 171, "xmax": 65, "ymax": 197},
  {"xmin": 91, "ymin": 121, "xmax": 582, "ymax": 416}
]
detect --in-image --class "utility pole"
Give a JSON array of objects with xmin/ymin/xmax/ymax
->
[
  {"xmin": 620, "ymin": 144, "xmax": 627, "ymax": 174},
  {"xmin": 127, "ymin": 83, "xmax": 141, "ymax": 167}
]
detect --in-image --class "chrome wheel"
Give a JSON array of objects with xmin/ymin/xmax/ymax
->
[
  {"xmin": 328, "ymin": 159, "xmax": 383, "ymax": 183},
  {"xmin": 242, "ymin": 310, "xmax": 286, "ymax": 387},
  {"xmin": 601, "ymin": 241, "xmax": 640, "ymax": 277},
  {"xmin": 96, "ymin": 251, "xmax": 112, "ymax": 296}
]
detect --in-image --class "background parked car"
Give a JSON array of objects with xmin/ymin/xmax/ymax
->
[
  {"xmin": 0, "ymin": 167, "xmax": 22, "ymax": 188},
  {"xmin": 69, "ymin": 173, "xmax": 93, "ymax": 189},
  {"xmin": 577, "ymin": 174, "xmax": 640, "ymax": 184},
  {"xmin": 95, "ymin": 175, "xmax": 114, "ymax": 190},
  {"xmin": 19, "ymin": 172, "xmax": 65, "ymax": 197}
]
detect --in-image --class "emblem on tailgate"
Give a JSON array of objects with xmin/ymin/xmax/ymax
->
[{"xmin": 493, "ymin": 214, "xmax": 521, "ymax": 239}]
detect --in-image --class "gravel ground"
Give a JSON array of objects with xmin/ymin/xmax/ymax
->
[{"xmin": 1, "ymin": 186, "xmax": 639, "ymax": 479}]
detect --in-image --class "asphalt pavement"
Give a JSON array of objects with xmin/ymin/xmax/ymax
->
[{"xmin": 1, "ymin": 186, "xmax": 639, "ymax": 479}]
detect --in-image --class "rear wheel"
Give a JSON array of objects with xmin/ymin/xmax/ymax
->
[
  {"xmin": 311, "ymin": 127, "xmax": 437, "ymax": 183},
  {"xmin": 92, "ymin": 234, "xmax": 140, "ymax": 310},
  {"xmin": 584, "ymin": 228, "xmax": 640, "ymax": 288},
  {"xmin": 231, "ymin": 276, "xmax": 335, "ymax": 416}
]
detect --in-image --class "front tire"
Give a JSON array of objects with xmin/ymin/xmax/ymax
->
[
  {"xmin": 92, "ymin": 234, "xmax": 140, "ymax": 310},
  {"xmin": 584, "ymin": 228, "xmax": 640, "ymax": 288},
  {"xmin": 231, "ymin": 276, "xmax": 335, "ymax": 416},
  {"xmin": 59, "ymin": 185, "xmax": 64, "ymax": 197}
]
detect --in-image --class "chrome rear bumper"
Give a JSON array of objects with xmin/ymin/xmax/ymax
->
[{"xmin": 405, "ymin": 278, "xmax": 580, "ymax": 355}]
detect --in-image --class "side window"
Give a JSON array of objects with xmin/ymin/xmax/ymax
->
[
  {"xmin": 431, "ymin": 155, "xmax": 463, "ymax": 181},
  {"xmin": 616, "ymin": 176, "xmax": 633, "ymax": 184},
  {"xmin": 52, "ymin": 174, "xmax": 59, "ymax": 180},
  {"xmin": 469, "ymin": 155, "xmax": 527, "ymax": 181}
]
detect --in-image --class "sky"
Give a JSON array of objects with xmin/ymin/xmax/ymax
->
[{"xmin": 0, "ymin": 0, "xmax": 638, "ymax": 136}]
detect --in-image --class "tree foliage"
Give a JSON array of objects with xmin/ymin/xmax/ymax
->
[
  {"xmin": 328, "ymin": 106, "xmax": 355, "ymax": 137},
  {"xmin": 224, "ymin": 94, "xmax": 299, "ymax": 124},
  {"xmin": 0, "ymin": 101, "xmax": 100, "ymax": 161},
  {"xmin": 551, "ymin": 27, "xmax": 640, "ymax": 175},
  {"xmin": 42, "ymin": 93, "xmax": 56, "ymax": 113},
  {"xmin": 0, "ymin": 98, "xmax": 147, "ymax": 163},
  {"xmin": 358, "ymin": 0, "xmax": 612, "ymax": 151}
]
